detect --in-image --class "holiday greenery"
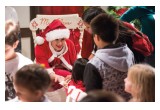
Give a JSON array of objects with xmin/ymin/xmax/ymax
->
[{"xmin": 107, "ymin": 6, "xmax": 141, "ymax": 30}]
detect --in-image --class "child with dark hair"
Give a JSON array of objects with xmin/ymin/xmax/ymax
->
[
  {"xmin": 80, "ymin": 90, "xmax": 124, "ymax": 102},
  {"xmin": 82, "ymin": 6, "xmax": 106, "ymax": 35},
  {"xmin": 83, "ymin": 13, "xmax": 134, "ymax": 101},
  {"xmin": 82, "ymin": 6, "xmax": 153, "ymax": 63},
  {"xmin": 10, "ymin": 64, "xmax": 51, "ymax": 102},
  {"xmin": 82, "ymin": 7, "xmax": 106, "ymax": 59},
  {"xmin": 64, "ymin": 58, "xmax": 88, "ymax": 102},
  {"xmin": 69, "ymin": 58, "xmax": 88, "ymax": 91},
  {"xmin": 5, "ymin": 20, "xmax": 33, "ymax": 101}
]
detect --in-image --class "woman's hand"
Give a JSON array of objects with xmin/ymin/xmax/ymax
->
[{"xmin": 48, "ymin": 72, "xmax": 64, "ymax": 82}]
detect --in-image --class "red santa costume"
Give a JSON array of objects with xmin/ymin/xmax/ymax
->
[{"xmin": 34, "ymin": 19, "xmax": 77, "ymax": 78}]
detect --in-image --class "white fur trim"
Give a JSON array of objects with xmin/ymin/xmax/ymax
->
[
  {"xmin": 48, "ymin": 41, "xmax": 68, "ymax": 62},
  {"xmin": 60, "ymin": 57, "xmax": 72, "ymax": 70},
  {"xmin": 48, "ymin": 53, "xmax": 57, "ymax": 63},
  {"xmin": 34, "ymin": 36, "xmax": 44, "ymax": 45},
  {"xmin": 46, "ymin": 68, "xmax": 55, "ymax": 74},
  {"xmin": 46, "ymin": 29, "xmax": 70, "ymax": 41}
]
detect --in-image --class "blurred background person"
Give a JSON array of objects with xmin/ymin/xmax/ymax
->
[
  {"xmin": 120, "ymin": 6, "xmax": 155, "ymax": 67},
  {"xmin": 5, "ymin": 20, "xmax": 33, "ymax": 101},
  {"xmin": 5, "ymin": 6, "xmax": 21, "ymax": 53},
  {"xmin": 80, "ymin": 90, "xmax": 124, "ymax": 102}
]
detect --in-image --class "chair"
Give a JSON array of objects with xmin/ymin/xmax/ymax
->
[{"xmin": 29, "ymin": 14, "xmax": 86, "ymax": 58}]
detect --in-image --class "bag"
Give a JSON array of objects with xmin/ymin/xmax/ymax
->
[
  {"xmin": 132, "ymin": 31, "xmax": 154, "ymax": 56},
  {"xmin": 123, "ymin": 22, "xmax": 154, "ymax": 56}
]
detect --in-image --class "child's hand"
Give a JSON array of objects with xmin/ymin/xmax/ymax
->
[
  {"xmin": 65, "ymin": 75, "xmax": 72, "ymax": 82},
  {"xmin": 59, "ymin": 80, "xmax": 68, "ymax": 88},
  {"xmin": 59, "ymin": 75, "xmax": 71, "ymax": 88}
]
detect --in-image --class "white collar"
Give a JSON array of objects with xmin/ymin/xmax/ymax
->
[{"xmin": 49, "ymin": 41, "xmax": 68, "ymax": 58}]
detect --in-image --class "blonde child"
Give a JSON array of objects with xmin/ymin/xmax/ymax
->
[{"xmin": 124, "ymin": 64, "xmax": 155, "ymax": 102}]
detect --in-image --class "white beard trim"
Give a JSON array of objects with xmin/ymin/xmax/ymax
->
[{"xmin": 48, "ymin": 41, "xmax": 68, "ymax": 63}]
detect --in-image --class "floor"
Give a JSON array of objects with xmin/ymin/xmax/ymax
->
[{"xmin": 45, "ymin": 87, "xmax": 67, "ymax": 102}]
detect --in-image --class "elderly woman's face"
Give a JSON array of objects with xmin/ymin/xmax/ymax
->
[{"xmin": 51, "ymin": 38, "xmax": 65, "ymax": 52}]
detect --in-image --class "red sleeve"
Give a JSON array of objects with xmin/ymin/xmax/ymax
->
[
  {"xmin": 34, "ymin": 42, "xmax": 50, "ymax": 68},
  {"xmin": 66, "ymin": 39, "xmax": 77, "ymax": 65},
  {"xmin": 69, "ymin": 29, "xmax": 81, "ymax": 54}
]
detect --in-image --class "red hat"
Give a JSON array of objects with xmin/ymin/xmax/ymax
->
[{"xmin": 35, "ymin": 19, "xmax": 70, "ymax": 45}]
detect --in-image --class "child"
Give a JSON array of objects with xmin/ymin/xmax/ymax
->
[
  {"xmin": 5, "ymin": 6, "xmax": 21, "ymax": 53},
  {"xmin": 65, "ymin": 58, "xmax": 88, "ymax": 102},
  {"xmin": 83, "ymin": 13, "xmax": 134, "ymax": 101},
  {"xmin": 82, "ymin": 6, "xmax": 153, "ymax": 63},
  {"xmin": 124, "ymin": 64, "xmax": 155, "ymax": 102},
  {"xmin": 5, "ymin": 20, "xmax": 33, "ymax": 101},
  {"xmin": 10, "ymin": 64, "xmax": 51, "ymax": 102},
  {"xmin": 82, "ymin": 6, "xmax": 106, "ymax": 59},
  {"xmin": 80, "ymin": 90, "xmax": 124, "ymax": 102}
]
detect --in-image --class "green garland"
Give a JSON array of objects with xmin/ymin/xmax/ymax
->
[{"xmin": 107, "ymin": 6, "xmax": 141, "ymax": 30}]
